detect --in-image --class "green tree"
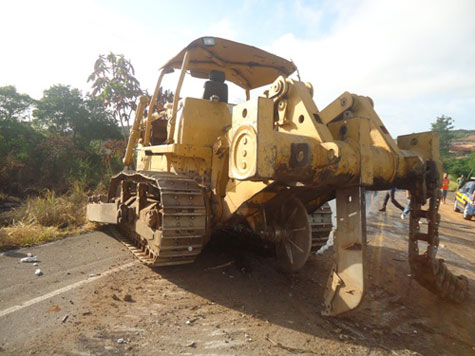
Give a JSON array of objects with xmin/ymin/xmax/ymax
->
[
  {"xmin": 0, "ymin": 119, "xmax": 44, "ymax": 193},
  {"xmin": 0, "ymin": 85, "xmax": 34, "ymax": 121},
  {"xmin": 444, "ymin": 152, "xmax": 475, "ymax": 178},
  {"xmin": 84, "ymin": 96, "xmax": 122, "ymax": 142},
  {"xmin": 431, "ymin": 115, "xmax": 454, "ymax": 157},
  {"xmin": 33, "ymin": 85, "xmax": 86, "ymax": 136},
  {"xmin": 33, "ymin": 85, "xmax": 120, "ymax": 143},
  {"xmin": 88, "ymin": 53, "xmax": 145, "ymax": 141},
  {"xmin": 0, "ymin": 86, "xmax": 40, "ymax": 192},
  {"xmin": 0, "ymin": 84, "xmax": 125, "ymax": 193}
]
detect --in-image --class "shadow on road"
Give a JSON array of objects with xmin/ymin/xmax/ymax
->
[
  {"xmin": 1, "ymin": 251, "xmax": 28, "ymax": 258},
  {"xmin": 141, "ymin": 228, "xmax": 474, "ymax": 356}
]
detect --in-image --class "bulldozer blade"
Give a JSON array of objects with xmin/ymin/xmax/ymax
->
[
  {"xmin": 86, "ymin": 202, "xmax": 118, "ymax": 224},
  {"xmin": 322, "ymin": 187, "xmax": 366, "ymax": 316}
]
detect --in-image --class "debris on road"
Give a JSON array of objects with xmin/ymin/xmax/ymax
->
[
  {"xmin": 117, "ymin": 338, "xmax": 129, "ymax": 344},
  {"xmin": 185, "ymin": 317, "xmax": 200, "ymax": 326},
  {"xmin": 204, "ymin": 261, "xmax": 234, "ymax": 271},
  {"xmin": 20, "ymin": 256, "xmax": 38, "ymax": 263},
  {"xmin": 61, "ymin": 315, "xmax": 69, "ymax": 323},
  {"xmin": 49, "ymin": 305, "xmax": 61, "ymax": 313},
  {"xmin": 185, "ymin": 341, "xmax": 196, "ymax": 348},
  {"xmin": 34, "ymin": 269, "xmax": 43, "ymax": 276},
  {"xmin": 265, "ymin": 334, "xmax": 316, "ymax": 354},
  {"xmin": 123, "ymin": 294, "xmax": 134, "ymax": 302}
]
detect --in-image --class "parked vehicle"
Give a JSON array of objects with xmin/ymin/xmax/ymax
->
[{"xmin": 454, "ymin": 180, "xmax": 475, "ymax": 220}]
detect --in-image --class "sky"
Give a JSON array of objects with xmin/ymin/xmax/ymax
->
[{"xmin": 1, "ymin": 0, "xmax": 474, "ymax": 136}]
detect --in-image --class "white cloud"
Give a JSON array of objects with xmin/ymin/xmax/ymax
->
[
  {"xmin": 266, "ymin": 0, "xmax": 475, "ymax": 134},
  {"xmin": 294, "ymin": 0, "xmax": 324, "ymax": 29},
  {"xmin": 205, "ymin": 18, "xmax": 237, "ymax": 41},
  {"xmin": 0, "ymin": 1, "xmax": 242, "ymax": 104},
  {"xmin": 1, "ymin": 0, "xmax": 473, "ymax": 135},
  {"xmin": 0, "ymin": 0, "xmax": 182, "ymax": 99}
]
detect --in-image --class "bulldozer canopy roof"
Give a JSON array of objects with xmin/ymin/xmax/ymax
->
[{"xmin": 161, "ymin": 37, "xmax": 297, "ymax": 90}]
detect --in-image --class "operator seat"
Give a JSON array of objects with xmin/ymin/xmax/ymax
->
[{"xmin": 202, "ymin": 70, "xmax": 228, "ymax": 103}]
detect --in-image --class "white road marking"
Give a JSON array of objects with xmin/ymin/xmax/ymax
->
[{"xmin": 0, "ymin": 261, "xmax": 138, "ymax": 318}]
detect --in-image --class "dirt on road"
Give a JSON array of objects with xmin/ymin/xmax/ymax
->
[{"xmin": 0, "ymin": 191, "xmax": 473, "ymax": 355}]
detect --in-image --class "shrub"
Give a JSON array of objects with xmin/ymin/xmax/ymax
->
[
  {"xmin": 0, "ymin": 223, "xmax": 61, "ymax": 250},
  {"xmin": 0, "ymin": 186, "xmax": 94, "ymax": 250},
  {"xmin": 2, "ymin": 188, "xmax": 87, "ymax": 228}
]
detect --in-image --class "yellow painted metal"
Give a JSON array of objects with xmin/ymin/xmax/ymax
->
[
  {"xmin": 123, "ymin": 95, "xmax": 149, "ymax": 167},
  {"xmin": 210, "ymin": 136, "xmax": 230, "ymax": 222},
  {"xmin": 144, "ymin": 70, "xmax": 165, "ymax": 146},
  {"xmin": 275, "ymin": 78, "xmax": 334, "ymax": 142},
  {"xmin": 397, "ymin": 131, "xmax": 440, "ymax": 161},
  {"xmin": 397, "ymin": 131, "xmax": 441, "ymax": 181},
  {"xmin": 228, "ymin": 85, "xmax": 360, "ymax": 185},
  {"xmin": 173, "ymin": 98, "xmax": 231, "ymax": 146},
  {"xmin": 167, "ymin": 50, "xmax": 191, "ymax": 143},
  {"xmin": 323, "ymin": 187, "xmax": 366, "ymax": 316},
  {"xmin": 222, "ymin": 179, "xmax": 269, "ymax": 220},
  {"xmin": 136, "ymin": 144, "xmax": 212, "ymax": 177},
  {"xmin": 160, "ymin": 37, "xmax": 296, "ymax": 90},
  {"xmin": 317, "ymin": 92, "xmax": 354, "ymax": 125},
  {"xmin": 139, "ymin": 144, "xmax": 212, "ymax": 160}
]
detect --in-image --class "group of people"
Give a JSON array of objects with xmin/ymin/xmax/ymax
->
[{"xmin": 379, "ymin": 173, "xmax": 465, "ymax": 218}]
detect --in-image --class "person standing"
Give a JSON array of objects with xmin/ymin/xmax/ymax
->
[
  {"xmin": 379, "ymin": 188, "xmax": 404, "ymax": 212},
  {"xmin": 441, "ymin": 173, "xmax": 450, "ymax": 204},
  {"xmin": 456, "ymin": 174, "xmax": 466, "ymax": 190},
  {"xmin": 401, "ymin": 190, "xmax": 411, "ymax": 220}
]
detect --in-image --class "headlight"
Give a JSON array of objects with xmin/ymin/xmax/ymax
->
[{"xmin": 202, "ymin": 37, "xmax": 215, "ymax": 47}]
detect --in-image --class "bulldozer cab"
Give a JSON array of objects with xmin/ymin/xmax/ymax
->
[
  {"xmin": 146, "ymin": 37, "xmax": 297, "ymax": 146},
  {"xmin": 161, "ymin": 36, "xmax": 297, "ymax": 95}
]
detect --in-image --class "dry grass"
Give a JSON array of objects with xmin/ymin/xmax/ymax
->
[{"xmin": 0, "ymin": 183, "xmax": 96, "ymax": 251}]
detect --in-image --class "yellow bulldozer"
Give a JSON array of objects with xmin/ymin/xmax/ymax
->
[{"xmin": 87, "ymin": 37, "xmax": 468, "ymax": 316}]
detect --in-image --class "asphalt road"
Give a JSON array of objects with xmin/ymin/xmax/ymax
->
[
  {"xmin": 0, "ymin": 191, "xmax": 473, "ymax": 355},
  {"xmin": 0, "ymin": 230, "xmax": 135, "ymax": 349}
]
